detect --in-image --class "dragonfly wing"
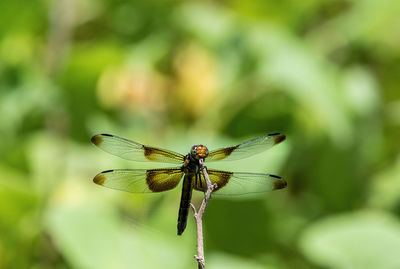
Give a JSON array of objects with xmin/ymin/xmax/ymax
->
[
  {"xmin": 206, "ymin": 133, "xmax": 285, "ymax": 162},
  {"xmin": 93, "ymin": 168, "xmax": 183, "ymax": 193},
  {"xmin": 91, "ymin": 134, "xmax": 184, "ymax": 164},
  {"xmin": 194, "ymin": 169, "xmax": 287, "ymax": 195}
]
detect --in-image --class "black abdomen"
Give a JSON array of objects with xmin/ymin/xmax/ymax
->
[{"xmin": 177, "ymin": 174, "xmax": 193, "ymax": 235}]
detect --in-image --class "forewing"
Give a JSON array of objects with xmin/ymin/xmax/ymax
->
[
  {"xmin": 93, "ymin": 168, "xmax": 183, "ymax": 193},
  {"xmin": 193, "ymin": 169, "xmax": 287, "ymax": 195},
  {"xmin": 207, "ymin": 133, "xmax": 285, "ymax": 162},
  {"xmin": 91, "ymin": 134, "xmax": 184, "ymax": 164}
]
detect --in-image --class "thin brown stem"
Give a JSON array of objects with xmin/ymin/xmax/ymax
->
[{"xmin": 191, "ymin": 158, "xmax": 217, "ymax": 269}]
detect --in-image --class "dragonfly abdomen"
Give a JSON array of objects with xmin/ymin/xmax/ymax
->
[{"xmin": 177, "ymin": 174, "xmax": 194, "ymax": 235}]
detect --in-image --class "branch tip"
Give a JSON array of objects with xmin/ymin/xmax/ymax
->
[{"xmin": 191, "ymin": 157, "xmax": 217, "ymax": 268}]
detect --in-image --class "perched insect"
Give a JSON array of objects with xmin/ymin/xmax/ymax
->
[{"xmin": 91, "ymin": 133, "xmax": 287, "ymax": 235}]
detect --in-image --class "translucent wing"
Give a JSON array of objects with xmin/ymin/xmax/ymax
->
[
  {"xmin": 93, "ymin": 168, "xmax": 183, "ymax": 193},
  {"xmin": 193, "ymin": 169, "xmax": 287, "ymax": 195},
  {"xmin": 206, "ymin": 133, "xmax": 285, "ymax": 162},
  {"xmin": 91, "ymin": 134, "xmax": 184, "ymax": 164}
]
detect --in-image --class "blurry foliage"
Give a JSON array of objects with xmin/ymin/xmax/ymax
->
[{"xmin": 0, "ymin": 0, "xmax": 400, "ymax": 268}]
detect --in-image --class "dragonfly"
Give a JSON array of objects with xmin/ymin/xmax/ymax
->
[{"xmin": 91, "ymin": 133, "xmax": 287, "ymax": 235}]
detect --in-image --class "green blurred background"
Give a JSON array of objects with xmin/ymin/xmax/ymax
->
[{"xmin": 1, "ymin": 0, "xmax": 400, "ymax": 268}]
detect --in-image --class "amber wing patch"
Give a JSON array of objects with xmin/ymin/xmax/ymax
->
[
  {"xmin": 93, "ymin": 173, "xmax": 106, "ymax": 185},
  {"xmin": 273, "ymin": 179, "xmax": 287, "ymax": 190},
  {"xmin": 273, "ymin": 134, "xmax": 286, "ymax": 145},
  {"xmin": 146, "ymin": 168, "xmax": 183, "ymax": 192},
  {"xmin": 193, "ymin": 169, "xmax": 233, "ymax": 192},
  {"xmin": 143, "ymin": 146, "xmax": 185, "ymax": 163},
  {"xmin": 206, "ymin": 146, "xmax": 239, "ymax": 161},
  {"xmin": 91, "ymin": 135, "xmax": 104, "ymax": 146}
]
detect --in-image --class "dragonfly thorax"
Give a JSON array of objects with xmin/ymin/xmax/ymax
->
[{"xmin": 190, "ymin": 145, "xmax": 209, "ymax": 159}]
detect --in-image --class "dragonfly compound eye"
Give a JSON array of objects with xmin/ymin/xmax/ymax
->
[
  {"xmin": 191, "ymin": 145, "xmax": 198, "ymax": 157},
  {"xmin": 196, "ymin": 145, "xmax": 209, "ymax": 158}
]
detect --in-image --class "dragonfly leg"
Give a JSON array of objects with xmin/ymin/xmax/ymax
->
[
  {"xmin": 194, "ymin": 172, "xmax": 198, "ymax": 189},
  {"xmin": 198, "ymin": 171, "xmax": 203, "ymax": 190},
  {"xmin": 194, "ymin": 171, "xmax": 204, "ymax": 191}
]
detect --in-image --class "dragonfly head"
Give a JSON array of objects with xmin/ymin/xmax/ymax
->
[{"xmin": 190, "ymin": 145, "xmax": 209, "ymax": 159}]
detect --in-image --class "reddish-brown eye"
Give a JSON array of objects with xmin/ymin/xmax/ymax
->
[{"xmin": 196, "ymin": 145, "xmax": 209, "ymax": 158}]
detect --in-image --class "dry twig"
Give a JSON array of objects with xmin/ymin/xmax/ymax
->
[{"xmin": 191, "ymin": 158, "xmax": 217, "ymax": 269}]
